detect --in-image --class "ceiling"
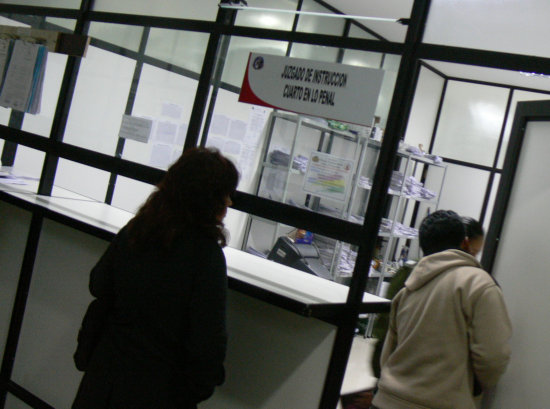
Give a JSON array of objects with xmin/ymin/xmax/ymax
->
[{"xmin": 322, "ymin": 0, "xmax": 550, "ymax": 93}]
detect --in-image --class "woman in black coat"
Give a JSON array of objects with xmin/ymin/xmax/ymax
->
[{"xmin": 72, "ymin": 148, "xmax": 239, "ymax": 409}]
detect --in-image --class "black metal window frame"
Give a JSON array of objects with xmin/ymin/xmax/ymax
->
[
  {"xmin": 481, "ymin": 99, "xmax": 550, "ymax": 273},
  {"xmin": 1, "ymin": 1, "xmax": 550, "ymax": 409}
]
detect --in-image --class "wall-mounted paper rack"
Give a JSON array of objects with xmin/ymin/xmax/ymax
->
[{"xmin": 0, "ymin": 25, "xmax": 89, "ymax": 57}]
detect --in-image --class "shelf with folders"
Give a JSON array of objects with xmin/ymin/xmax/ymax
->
[
  {"xmin": 239, "ymin": 109, "xmax": 447, "ymax": 292},
  {"xmin": 359, "ymin": 152, "xmax": 447, "ymax": 298},
  {"xmin": 240, "ymin": 110, "xmax": 371, "ymax": 281}
]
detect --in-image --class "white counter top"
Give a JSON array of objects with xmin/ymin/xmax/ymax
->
[{"xmin": 1, "ymin": 179, "xmax": 389, "ymax": 312}]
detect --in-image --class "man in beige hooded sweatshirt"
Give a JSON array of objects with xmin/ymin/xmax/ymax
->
[{"xmin": 372, "ymin": 210, "xmax": 512, "ymax": 409}]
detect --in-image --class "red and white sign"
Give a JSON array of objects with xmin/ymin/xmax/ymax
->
[{"xmin": 239, "ymin": 52, "xmax": 384, "ymax": 126}]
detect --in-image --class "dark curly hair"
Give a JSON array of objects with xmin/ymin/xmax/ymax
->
[
  {"xmin": 127, "ymin": 147, "xmax": 239, "ymax": 249},
  {"xmin": 462, "ymin": 216, "xmax": 484, "ymax": 240},
  {"xmin": 419, "ymin": 210, "xmax": 466, "ymax": 256}
]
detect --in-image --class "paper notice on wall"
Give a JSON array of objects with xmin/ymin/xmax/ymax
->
[
  {"xmin": 244, "ymin": 106, "xmax": 269, "ymax": 146},
  {"xmin": 211, "ymin": 114, "xmax": 230, "ymax": 136},
  {"xmin": 228, "ymin": 119, "xmax": 246, "ymax": 140},
  {"xmin": 155, "ymin": 121, "xmax": 177, "ymax": 144},
  {"xmin": 223, "ymin": 140, "xmax": 242, "ymax": 156},
  {"xmin": 303, "ymin": 151, "xmax": 354, "ymax": 202},
  {"xmin": 161, "ymin": 102, "xmax": 183, "ymax": 120},
  {"xmin": 206, "ymin": 136, "xmax": 224, "ymax": 151},
  {"xmin": 149, "ymin": 143, "xmax": 173, "ymax": 169},
  {"xmin": 118, "ymin": 115, "xmax": 153, "ymax": 143}
]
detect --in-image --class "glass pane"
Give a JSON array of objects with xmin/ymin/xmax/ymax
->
[
  {"xmin": 404, "ymin": 66, "xmax": 446, "ymax": 151},
  {"xmin": 296, "ymin": 0, "xmax": 345, "ymax": 36},
  {"xmin": 348, "ymin": 23, "xmax": 381, "ymax": 41},
  {"xmin": 227, "ymin": 207, "xmax": 361, "ymax": 287},
  {"xmin": 0, "ymin": 0, "xmax": 79, "ymax": 7},
  {"xmin": 200, "ymin": 39, "xmax": 441, "ymax": 294},
  {"xmin": 337, "ymin": 2, "xmax": 410, "ymax": 42},
  {"xmin": 0, "ymin": 14, "xmax": 29, "ymax": 28},
  {"xmin": 235, "ymin": 0, "xmax": 298, "ymax": 31},
  {"xmin": 63, "ymin": 45, "xmax": 136, "ymax": 154},
  {"xmin": 88, "ymin": 22, "xmax": 143, "ymax": 53},
  {"xmin": 289, "ymin": 43, "xmax": 339, "ymax": 63},
  {"xmin": 435, "ymin": 163, "xmax": 489, "ymax": 220},
  {"xmin": 111, "ymin": 176, "xmax": 155, "ymax": 214},
  {"xmin": 54, "ymin": 159, "xmax": 110, "ymax": 201},
  {"xmin": 342, "ymin": 40, "xmax": 382, "ymax": 70},
  {"xmin": 432, "ymin": 81, "xmax": 509, "ymax": 167},
  {"xmin": 222, "ymin": 36, "xmax": 288, "ymax": 88},
  {"xmin": 375, "ymin": 54, "xmax": 400, "ymax": 129},
  {"xmin": 425, "ymin": 0, "xmax": 550, "ymax": 59},
  {"xmin": 497, "ymin": 90, "xmax": 550, "ymax": 168},
  {"xmin": 93, "ymin": 0, "xmax": 217, "ymax": 21},
  {"xmin": 45, "ymin": 16, "xmax": 76, "ymax": 31},
  {"xmin": 12, "ymin": 145, "xmax": 45, "ymax": 182},
  {"xmin": 121, "ymin": 63, "xmax": 199, "ymax": 170},
  {"xmin": 145, "ymin": 28, "xmax": 209, "ymax": 74}
]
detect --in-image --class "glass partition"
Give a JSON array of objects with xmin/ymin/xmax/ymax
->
[
  {"xmin": 121, "ymin": 63, "xmax": 199, "ymax": 169},
  {"xmin": 88, "ymin": 22, "xmax": 144, "ymax": 52},
  {"xmin": 432, "ymin": 80, "xmax": 508, "ymax": 167},
  {"xmin": 145, "ymin": 28, "xmax": 209, "ymax": 74},
  {"xmin": 295, "ymin": 0, "xmax": 345, "ymax": 36},
  {"xmin": 198, "ymin": 37, "xmax": 441, "ymax": 294},
  {"xmin": 63, "ymin": 45, "xmax": 136, "ymax": 154},
  {"xmin": 425, "ymin": 0, "xmax": 550, "ymax": 58},
  {"xmin": 234, "ymin": 0, "xmax": 298, "ymax": 31},
  {"xmin": 92, "ymin": 0, "xmax": 218, "ymax": 21},
  {"xmin": 0, "ymin": 0, "xmax": 80, "ymax": 8}
]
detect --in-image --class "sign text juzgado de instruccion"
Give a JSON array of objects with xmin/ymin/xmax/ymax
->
[{"xmin": 280, "ymin": 64, "xmax": 349, "ymax": 107}]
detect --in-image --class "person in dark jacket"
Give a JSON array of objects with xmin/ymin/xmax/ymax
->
[{"xmin": 72, "ymin": 148, "xmax": 239, "ymax": 409}]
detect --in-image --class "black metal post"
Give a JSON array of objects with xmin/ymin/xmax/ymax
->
[
  {"xmin": 183, "ymin": 7, "xmax": 235, "ymax": 151},
  {"xmin": 479, "ymin": 88, "xmax": 513, "ymax": 224},
  {"xmin": 318, "ymin": 1, "xmax": 432, "ymax": 408},
  {"xmin": 37, "ymin": 0, "xmax": 94, "ymax": 196},
  {"xmin": 0, "ymin": 111, "xmax": 25, "ymax": 166},
  {"xmin": 104, "ymin": 27, "xmax": 150, "ymax": 204}
]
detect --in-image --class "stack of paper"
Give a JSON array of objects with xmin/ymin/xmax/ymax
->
[{"xmin": 0, "ymin": 39, "xmax": 48, "ymax": 114}]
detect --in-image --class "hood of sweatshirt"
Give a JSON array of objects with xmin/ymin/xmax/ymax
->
[{"xmin": 404, "ymin": 249, "xmax": 482, "ymax": 291}]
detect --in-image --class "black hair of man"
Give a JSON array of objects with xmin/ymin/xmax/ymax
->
[
  {"xmin": 419, "ymin": 210, "xmax": 466, "ymax": 256},
  {"xmin": 462, "ymin": 216, "xmax": 484, "ymax": 240}
]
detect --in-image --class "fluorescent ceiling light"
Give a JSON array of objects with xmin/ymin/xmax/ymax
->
[
  {"xmin": 520, "ymin": 71, "xmax": 550, "ymax": 80},
  {"xmin": 219, "ymin": 4, "xmax": 406, "ymax": 24}
]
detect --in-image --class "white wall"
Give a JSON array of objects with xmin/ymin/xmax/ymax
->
[
  {"xmin": 0, "ymin": 209, "xmax": 337, "ymax": 409},
  {"xmin": 0, "ymin": 202, "xmax": 31, "ymax": 360},
  {"xmin": 203, "ymin": 291, "xmax": 336, "ymax": 409},
  {"xmin": 488, "ymin": 121, "xmax": 550, "ymax": 408},
  {"xmin": 10, "ymin": 220, "xmax": 106, "ymax": 409},
  {"xmin": 404, "ymin": 67, "xmax": 445, "ymax": 150}
]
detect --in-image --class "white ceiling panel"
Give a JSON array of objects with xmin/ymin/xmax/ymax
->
[
  {"xmin": 424, "ymin": 0, "xmax": 550, "ymax": 58},
  {"xmin": 323, "ymin": 0, "xmax": 412, "ymax": 42}
]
